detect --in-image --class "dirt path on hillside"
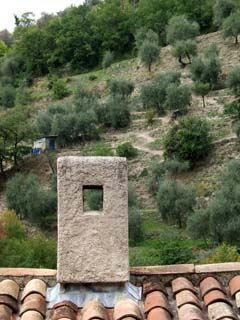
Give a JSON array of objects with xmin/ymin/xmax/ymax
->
[{"xmin": 133, "ymin": 131, "xmax": 164, "ymax": 156}]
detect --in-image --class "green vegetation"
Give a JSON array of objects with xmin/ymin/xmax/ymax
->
[
  {"xmin": 116, "ymin": 142, "xmax": 138, "ymax": 158},
  {"xmin": 226, "ymin": 66, "xmax": 240, "ymax": 96},
  {"xmin": 193, "ymin": 82, "xmax": 211, "ymax": 108},
  {"xmin": 164, "ymin": 116, "xmax": 213, "ymax": 166},
  {"xmin": 102, "ymin": 51, "xmax": 114, "ymax": 69}
]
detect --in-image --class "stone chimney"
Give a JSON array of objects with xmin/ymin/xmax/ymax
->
[{"xmin": 57, "ymin": 157, "xmax": 129, "ymax": 284}]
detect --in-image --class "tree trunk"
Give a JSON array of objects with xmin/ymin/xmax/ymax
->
[
  {"xmin": 186, "ymin": 53, "xmax": 192, "ymax": 64},
  {"xmin": 178, "ymin": 56, "xmax": 187, "ymax": 68},
  {"xmin": 235, "ymin": 35, "xmax": 238, "ymax": 44},
  {"xmin": 148, "ymin": 63, "xmax": 152, "ymax": 73},
  {"xmin": 202, "ymin": 95, "xmax": 206, "ymax": 108}
]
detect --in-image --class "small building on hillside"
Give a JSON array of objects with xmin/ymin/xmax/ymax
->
[{"xmin": 32, "ymin": 135, "xmax": 57, "ymax": 154}]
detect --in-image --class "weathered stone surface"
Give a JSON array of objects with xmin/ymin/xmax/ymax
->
[{"xmin": 57, "ymin": 157, "xmax": 129, "ymax": 283}]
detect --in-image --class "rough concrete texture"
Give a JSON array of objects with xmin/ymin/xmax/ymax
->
[{"xmin": 57, "ymin": 157, "xmax": 129, "ymax": 283}]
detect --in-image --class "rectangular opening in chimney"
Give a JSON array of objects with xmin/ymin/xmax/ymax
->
[{"xmin": 83, "ymin": 185, "xmax": 103, "ymax": 214}]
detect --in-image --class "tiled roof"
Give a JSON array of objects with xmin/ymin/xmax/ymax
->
[{"xmin": 1, "ymin": 263, "xmax": 240, "ymax": 320}]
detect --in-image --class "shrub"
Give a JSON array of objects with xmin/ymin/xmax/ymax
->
[
  {"xmin": 139, "ymin": 41, "xmax": 160, "ymax": 72},
  {"xmin": 167, "ymin": 15, "xmax": 199, "ymax": 44},
  {"xmin": 145, "ymin": 109, "xmax": 155, "ymax": 125},
  {"xmin": 117, "ymin": 142, "xmax": 138, "ymax": 158},
  {"xmin": 213, "ymin": 0, "xmax": 237, "ymax": 26},
  {"xmin": 16, "ymin": 86, "xmax": 33, "ymax": 106},
  {"xmin": 135, "ymin": 28, "xmax": 158, "ymax": 49},
  {"xmin": 0, "ymin": 85, "xmax": 16, "ymax": 108},
  {"xmin": 140, "ymin": 71, "xmax": 181, "ymax": 115},
  {"xmin": 172, "ymin": 39, "xmax": 197, "ymax": 67},
  {"xmin": 187, "ymin": 209, "xmax": 210, "ymax": 242},
  {"xmin": 226, "ymin": 66, "xmax": 240, "ymax": 96},
  {"xmin": 6, "ymin": 173, "xmax": 57, "ymax": 226},
  {"xmin": 203, "ymin": 243, "xmax": 240, "ymax": 263},
  {"xmin": 193, "ymin": 82, "xmax": 211, "ymax": 108},
  {"xmin": 128, "ymin": 182, "xmax": 139, "ymax": 208},
  {"xmin": 156, "ymin": 180, "xmax": 196, "ymax": 228},
  {"xmin": 89, "ymin": 74, "xmax": 97, "ymax": 81},
  {"xmin": 224, "ymin": 100, "xmax": 240, "ymax": 118},
  {"xmin": 164, "ymin": 116, "xmax": 212, "ymax": 166},
  {"xmin": 129, "ymin": 207, "xmax": 144, "ymax": 245},
  {"xmin": 146, "ymin": 160, "xmax": 166, "ymax": 195},
  {"xmin": 109, "ymin": 79, "xmax": 134, "ymax": 98},
  {"xmin": 234, "ymin": 121, "xmax": 240, "ymax": 137},
  {"xmin": 165, "ymin": 84, "xmax": 192, "ymax": 114},
  {"xmin": 85, "ymin": 189, "xmax": 103, "ymax": 211},
  {"xmin": 52, "ymin": 79, "xmax": 70, "ymax": 100},
  {"xmin": 222, "ymin": 12, "xmax": 240, "ymax": 44},
  {"xmin": 102, "ymin": 50, "xmax": 114, "ymax": 69},
  {"xmin": 93, "ymin": 142, "xmax": 114, "ymax": 156}
]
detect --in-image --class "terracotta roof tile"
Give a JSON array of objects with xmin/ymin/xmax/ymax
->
[
  {"xmin": 172, "ymin": 277, "xmax": 196, "ymax": 295},
  {"xmin": 178, "ymin": 304, "xmax": 205, "ymax": 320},
  {"xmin": 144, "ymin": 291, "xmax": 171, "ymax": 315},
  {"xmin": 176, "ymin": 289, "xmax": 202, "ymax": 309},
  {"xmin": 208, "ymin": 302, "xmax": 237, "ymax": 320},
  {"xmin": 0, "ymin": 304, "xmax": 12, "ymax": 320},
  {"xmin": 203, "ymin": 289, "xmax": 229, "ymax": 307},
  {"xmin": 147, "ymin": 308, "xmax": 171, "ymax": 320},
  {"xmin": 0, "ymin": 280, "xmax": 19, "ymax": 300},
  {"xmin": 21, "ymin": 310, "xmax": 44, "ymax": 320},
  {"xmin": 81, "ymin": 300, "xmax": 108, "ymax": 320},
  {"xmin": 143, "ymin": 281, "xmax": 166, "ymax": 297},
  {"xmin": 229, "ymin": 276, "xmax": 240, "ymax": 296},
  {"xmin": 113, "ymin": 299, "xmax": 143, "ymax": 320},
  {"xmin": 21, "ymin": 279, "xmax": 47, "ymax": 301},
  {"xmin": 0, "ymin": 295, "xmax": 18, "ymax": 312},
  {"xmin": 200, "ymin": 277, "xmax": 224, "ymax": 297},
  {"xmin": 20, "ymin": 293, "xmax": 46, "ymax": 317},
  {"xmin": 51, "ymin": 302, "xmax": 78, "ymax": 320}
]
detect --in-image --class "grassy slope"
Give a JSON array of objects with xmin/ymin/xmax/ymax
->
[{"xmin": 2, "ymin": 31, "xmax": 240, "ymax": 266}]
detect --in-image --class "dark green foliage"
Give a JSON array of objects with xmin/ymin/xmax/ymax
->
[
  {"xmin": 85, "ymin": 189, "xmax": 103, "ymax": 211},
  {"xmin": 129, "ymin": 207, "xmax": 144, "ymax": 245},
  {"xmin": 226, "ymin": 66, "xmax": 240, "ymax": 96},
  {"xmin": 0, "ymin": 85, "xmax": 16, "ymax": 108},
  {"xmin": 187, "ymin": 209, "xmax": 210, "ymax": 241},
  {"xmin": 16, "ymin": 86, "xmax": 32, "ymax": 106},
  {"xmin": 116, "ymin": 142, "xmax": 138, "ymax": 158},
  {"xmin": 224, "ymin": 100, "xmax": 240, "ymax": 118},
  {"xmin": 93, "ymin": 143, "xmax": 114, "ymax": 156},
  {"xmin": 146, "ymin": 159, "xmax": 189, "ymax": 195},
  {"xmin": 213, "ymin": 0, "xmax": 237, "ymax": 26},
  {"xmin": 165, "ymin": 84, "xmax": 192, "ymax": 113},
  {"xmin": 172, "ymin": 39, "xmax": 197, "ymax": 66},
  {"xmin": 135, "ymin": 28, "xmax": 159, "ymax": 49},
  {"xmin": 140, "ymin": 71, "xmax": 181, "ymax": 115},
  {"xmin": 156, "ymin": 179, "xmax": 196, "ymax": 228},
  {"xmin": 164, "ymin": 116, "xmax": 212, "ymax": 165},
  {"xmin": 190, "ymin": 47, "xmax": 221, "ymax": 87},
  {"xmin": 6, "ymin": 173, "xmax": 57, "ymax": 226},
  {"xmin": 52, "ymin": 79, "xmax": 70, "ymax": 100},
  {"xmin": 109, "ymin": 79, "xmax": 134, "ymax": 98},
  {"xmin": 234, "ymin": 121, "xmax": 240, "ymax": 137},
  {"xmin": 102, "ymin": 51, "xmax": 114, "ymax": 69},
  {"xmin": 193, "ymin": 82, "xmax": 211, "ymax": 107},
  {"xmin": 0, "ymin": 212, "xmax": 56, "ymax": 268},
  {"xmin": 222, "ymin": 12, "xmax": 240, "ymax": 43},
  {"xmin": 128, "ymin": 182, "xmax": 139, "ymax": 208},
  {"xmin": 99, "ymin": 96, "xmax": 131, "ymax": 129},
  {"xmin": 139, "ymin": 41, "xmax": 160, "ymax": 72}
]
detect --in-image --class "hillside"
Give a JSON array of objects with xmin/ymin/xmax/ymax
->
[{"xmin": 1, "ymin": 29, "xmax": 240, "ymax": 266}]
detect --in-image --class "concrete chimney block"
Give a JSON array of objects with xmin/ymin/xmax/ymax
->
[{"xmin": 57, "ymin": 157, "xmax": 129, "ymax": 283}]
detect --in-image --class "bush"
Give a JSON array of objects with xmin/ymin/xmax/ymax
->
[
  {"xmin": 193, "ymin": 82, "xmax": 211, "ymax": 108},
  {"xmin": 135, "ymin": 28, "xmax": 159, "ymax": 49},
  {"xmin": 117, "ymin": 142, "xmax": 138, "ymax": 159},
  {"xmin": 16, "ymin": 86, "xmax": 32, "ymax": 106},
  {"xmin": 52, "ymin": 79, "xmax": 70, "ymax": 100},
  {"xmin": 226, "ymin": 66, "xmax": 240, "ymax": 96},
  {"xmin": 156, "ymin": 180, "xmax": 196, "ymax": 228},
  {"xmin": 6, "ymin": 173, "xmax": 57, "ymax": 226},
  {"xmin": 85, "ymin": 188, "xmax": 103, "ymax": 211},
  {"xmin": 109, "ymin": 79, "xmax": 134, "ymax": 98},
  {"xmin": 222, "ymin": 12, "xmax": 240, "ymax": 44},
  {"xmin": 213, "ymin": 0, "xmax": 237, "ymax": 26},
  {"xmin": 0, "ymin": 211, "xmax": 56, "ymax": 268},
  {"xmin": 102, "ymin": 51, "xmax": 114, "ymax": 69},
  {"xmin": 187, "ymin": 209, "xmax": 210, "ymax": 242},
  {"xmin": 93, "ymin": 142, "xmax": 114, "ymax": 156},
  {"xmin": 203, "ymin": 243, "xmax": 240, "ymax": 263},
  {"xmin": 139, "ymin": 41, "xmax": 160, "ymax": 72},
  {"xmin": 167, "ymin": 15, "xmax": 199, "ymax": 44},
  {"xmin": 224, "ymin": 100, "xmax": 240, "ymax": 118},
  {"xmin": 129, "ymin": 207, "xmax": 144, "ymax": 245},
  {"xmin": 140, "ymin": 71, "xmax": 181, "ymax": 115},
  {"xmin": 165, "ymin": 84, "xmax": 192, "ymax": 114},
  {"xmin": 89, "ymin": 74, "xmax": 97, "ymax": 81},
  {"xmin": 128, "ymin": 182, "xmax": 139, "ymax": 208},
  {"xmin": 172, "ymin": 39, "xmax": 197, "ymax": 67},
  {"xmin": 145, "ymin": 109, "xmax": 155, "ymax": 125},
  {"xmin": 164, "ymin": 116, "xmax": 212, "ymax": 166},
  {"xmin": 0, "ymin": 85, "xmax": 16, "ymax": 108}
]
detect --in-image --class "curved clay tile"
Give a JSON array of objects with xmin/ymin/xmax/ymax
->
[
  {"xmin": 51, "ymin": 303, "xmax": 77, "ymax": 320},
  {"xmin": 0, "ymin": 304, "xmax": 12, "ymax": 320},
  {"xmin": 53, "ymin": 301, "xmax": 78, "ymax": 313},
  {"xmin": 143, "ymin": 281, "xmax": 166, "ymax": 297},
  {"xmin": 208, "ymin": 302, "xmax": 237, "ymax": 320},
  {"xmin": 200, "ymin": 277, "xmax": 223, "ymax": 298},
  {"xmin": 144, "ymin": 291, "xmax": 171, "ymax": 315},
  {"xmin": 147, "ymin": 308, "xmax": 171, "ymax": 320},
  {"xmin": 113, "ymin": 299, "xmax": 143, "ymax": 320},
  {"xmin": 172, "ymin": 277, "xmax": 196, "ymax": 295},
  {"xmin": 81, "ymin": 300, "xmax": 107, "ymax": 320},
  {"xmin": 0, "ymin": 295, "xmax": 18, "ymax": 312},
  {"xmin": 21, "ymin": 310, "xmax": 44, "ymax": 320},
  {"xmin": 0, "ymin": 279, "xmax": 19, "ymax": 300},
  {"xmin": 229, "ymin": 276, "xmax": 240, "ymax": 296},
  {"xmin": 203, "ymin": 289, "xmax": 229, "ymax": 307},
  {"xmin": 176, "ymin": 290, "xmax": 201, "ymax": 309},
  {"xmin": 20, "ymin": 293, "xmax": 46, "ymax": 317},
  {"xmin": 178, "ymin": 304, "xmax": 205, "ymax": 320},
  {"xmin": 21, "ymin": 279, "xmax": 47, "ymax": 301}
]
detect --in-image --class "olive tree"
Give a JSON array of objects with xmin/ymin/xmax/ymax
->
[
  {"xmin": 213, "ymin": 0, "xmax": 237, "ymax": 26},
  {"xmin": 193, "ymin": 82, "xmax": 211, "ymax": 108},
  {"xmin": 139, "ymin": 40, "xmax": 160, "ymax": 72},
  {"xmin": 222, "ymin": 12, "xmax": 240, "ymax": 44},
  {"xmin": 226, "ymin": 66, "xmax": 240, "ymax": 96}
]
